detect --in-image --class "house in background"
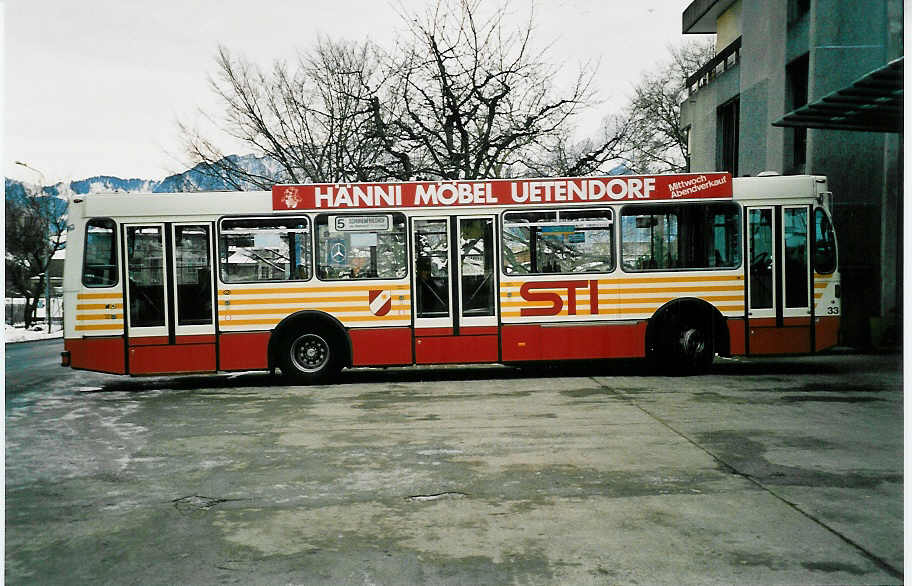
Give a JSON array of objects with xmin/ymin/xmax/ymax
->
[{"xmin": 679, "ymin": 0, "xmax": 903, "ymax": 348}]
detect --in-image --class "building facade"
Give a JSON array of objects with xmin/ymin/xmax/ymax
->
[{"xmin": 679, "ymin": 0, "xmax": 903, "ymax": 347}]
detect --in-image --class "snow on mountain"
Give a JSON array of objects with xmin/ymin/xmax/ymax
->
[{"xmin": 5, "ymin": 154, "xmax": 279, "ymax": 198}]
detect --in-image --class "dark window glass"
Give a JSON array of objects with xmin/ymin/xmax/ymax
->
[
  {"xmin": 718, "ymin": 97, "xmax": 740, "ymax": 176},
  {"xmin": 126, "ymin": 226, "xmax": 166, "ymax": 327},
  {"xmin": 502, "ymin": 208, "xmax": 614, "ymax": 275},
  {"xmin": 219, "ymin": 217, "xmax": 311, "ymax": 283},
  {"xmin": 787, "ymin": 54, "xmax": 809, "ymax": 168},
  {"xmin": 621, "ymin": 203, "xmax": 741, "ymax": 271},
  {"xmin": 82, "ymin": 218, "xmax": 118, "ymax": 287},
  {"xmin": 175, "ymin": 225, "xmax": 212, "ymax": 325},
  {"xmin": 749, "ymin": 209, "xmax": 774, "ymax": 309},
  {"xmin": 414, "ymin": 219, "xmax": 450, "ymax": 318},
  {"xmin": 315, "ymin": 213, "xmax": 406, "ymax": 280},
  {"xmin": 460, "ymin": 217, "xmax": 495, "ymax": 317},
  {"xmin": 784, "ymin": 208, "xmax": 809, "ymax": 308},
  {"xmin": 814, "ymin": 208, "xmax": 837, "ymax": 274}
]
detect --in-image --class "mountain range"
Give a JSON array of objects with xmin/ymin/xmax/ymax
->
[
  {"xmin": 5, "ymin": 154, "xmax": 277, "ymax": 199},
  {"xmin": 5, "ymin": 155, "xmax": 633, "ymax": 199}
]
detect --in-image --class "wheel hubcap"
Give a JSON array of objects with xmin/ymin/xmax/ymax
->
[
  {"xmin": 290, "ymin": 334, "xmax": 330, "ymax": 373},
  {"xmin": 680, "ymin": 328, "xmax": 705, "ymax": 358}
]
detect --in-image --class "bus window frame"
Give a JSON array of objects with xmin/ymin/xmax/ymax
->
[
  {"xmin": 500, "ymin": 206, "xmax": 616, "ymax": 276},
  {"xmin": 314, "ymin": 211, "xmax": 409, "ymax": 282},
  {"xmin": 81, "ymin": 217, "xmax": 119, "ymax": 288},
  {"xmin": 619, "ymin": 201, "xmax": 743, "ymax": 273},
  {"xmin": 217, "ymin": 215, "xmax": 314, "ymax": 284}
]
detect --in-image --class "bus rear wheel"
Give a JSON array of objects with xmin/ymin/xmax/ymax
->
[{"xmin": 279, "ymin": 330, "xmax": 340, "ymax": 384}]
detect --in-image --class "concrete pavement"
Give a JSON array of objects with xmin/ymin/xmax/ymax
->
[{"xmin": 5, "ymin": 348, "xmax": 903, "ymax": 584}]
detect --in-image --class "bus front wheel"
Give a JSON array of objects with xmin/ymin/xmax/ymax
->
[{"xmin": 279, "ymin": 330, "xmax": 341, "ymax": 384}]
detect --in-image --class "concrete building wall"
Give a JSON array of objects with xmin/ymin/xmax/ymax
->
[{"xmin": 679, "ymin": 0, "xmax": 903, "ymax": 347}]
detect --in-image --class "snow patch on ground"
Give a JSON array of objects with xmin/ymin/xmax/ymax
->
[{"xmin": 4, "ymin": 324, "xmax": 64, "ymax": 343}]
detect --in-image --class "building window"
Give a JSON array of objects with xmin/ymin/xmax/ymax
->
[
  {"xmin": 787, "ymin": 54, "xmax": 809, "ymax": 169},
  {"xmin": 788, "ymin": 0, "xmax": 811, "ymax": 24},
  {"xmin": 717, "ymin": 97, "xmax": 740, "ymax": 176}
]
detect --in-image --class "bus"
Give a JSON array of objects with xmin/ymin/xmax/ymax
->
[{"xmin": 60, "ymin": 172, "xmax": 840, "ymax": 381}]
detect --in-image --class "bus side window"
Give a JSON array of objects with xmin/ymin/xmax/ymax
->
[
  {"xmin": 315, "ymin": 213, "xmax": 407, "ymax": 280},
  {"xmin": 219, "ymin": 217, "xmax": 312, "ymax": 283},
  {"xmin": 814, "ymin": 208, "xmax": 837, "ymax": 274},
  {"xmin": 82, "ymin": 218, "xmax": 118, "ymax": 287}
]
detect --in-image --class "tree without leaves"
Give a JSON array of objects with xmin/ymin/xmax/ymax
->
[
  {"xmin": 5, "ymin": 185, "xmax": 67, "ymax": 328},
  {"xmin": 182, "ymin": 0, "xmax": 628, "ymax": 186},
  {"xmin": 620, "ymin": 40, "xmax": 715, "ymax": 174},
  {"xmin": 374, "ymin": 0, "xmax": 624, "ymax": 179},
  {"xmin": 180, "ymin": 38, "xmax": 392, "ymax": 189}
]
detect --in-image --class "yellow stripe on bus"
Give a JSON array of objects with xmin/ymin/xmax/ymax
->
[
  {"xmin": 219, "ymin": 304, "xmax": 409, "ymax": 316},
  {"xmin": 76, "ymin": 313, "xmax": 124, "ymax": 321},
  {"xmin": 75, "ymin": 324, "xmax": 124, "ymax": 331},
  {"xmin": 76, "ymin": 303, "xmax": 123, "ymax": 310},
  {"xmin": 219, "ymin": 284, "xmax": 410, "ymax": 296},
  {"xmin": 500, "ymin": 275, "xmax": 743, "ymax": 288},
  {"xmin": 219, "ymin": 315, "xmax": 409, "ymax": 326},
  {"xmin": 218, "ymin": 295, "xmax": 411, "ymax": 306},
  {"xmin": 77, "ymin": 292, "xmax": 123, "ymax": 300}
]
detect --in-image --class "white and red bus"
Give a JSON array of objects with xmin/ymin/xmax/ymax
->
[{"xmin": 61, "ymin": 172, "xmax": 840, "ymax": 381}]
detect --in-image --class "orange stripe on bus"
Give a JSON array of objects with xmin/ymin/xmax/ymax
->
[
  {"xmin": 75, "ymin": 324, "xmax": 124, "ymax": 331},
  {"xmin": 218, "ymin": 284, "xmax": 410, "ymax": 296},
  {"xmin": 77, "ymin": 292, "xmax": 122, "ymax": 300},
  {"xmin": 218, "ymin": 295, "xmax": 411, "ymax": 306},
  {"xmin": 219, "ymin": 305, "xmax": 409, "ymax": 316},
  {"xmin": 76, "ymin": 313, "xmax": 124, "ymax": 321},
  {"xmin": 219, "ymin": 315, "xmax": 408, "ymax": 326},
  {"xmin": 76, "ymin": 303, "xmax": 123, "ymax": 310},
  {"xmin": 500, "ymin": 275, "xmax": 743, "ymax": 288}
]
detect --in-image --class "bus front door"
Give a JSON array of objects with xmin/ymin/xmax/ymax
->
[
  {"xmin": 123, "ymin": 223, "xmax": 217, "ymax": 374},
  {"xmin": 411, "ymin": 216, "xmax": 500, "ymax": 364},
  {"xmin": 745, "ymin": 206, "xmax": 813, "ymax": 354}
]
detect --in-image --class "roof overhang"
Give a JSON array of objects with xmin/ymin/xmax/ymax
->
[
  {"xmin": 682, "ymin": 0, "xmax": 739, "ymax": 34},
  {"xmin": 772, "ymin": 57, "xmax": 903, "ymax": 133}
]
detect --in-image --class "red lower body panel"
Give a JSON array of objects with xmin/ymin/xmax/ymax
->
[
  {"xmin": 727, "ymin": 318, "xmax": 746, "ymax": 355},
  {"xmin": 129, "ymin": 338, "xmax": 216, "ymax": 374},
  {"xmin": 351, "ymin": 327, "xmax": 413, "ymax": 366},
  {"xmin": 749, "ymin": 317, "xmax": 812, "ymax": 355},
  {"xmin": 501, "ymin": 322, "xmax": 646, "ymax": 362},
  {"xmin": 65, "ymin": 337, "xmax": 126, "ymax": 374},
  {"xmin": 219, "ymin": 332, "xmax": 270, "ymax": 371},
  {"xmin": 415, "ymin": 334, "xmax": 499, "ymax": 364},
  {"xmin": 815, "ymin": 316, "xmax": 840, "ymax": 351}
]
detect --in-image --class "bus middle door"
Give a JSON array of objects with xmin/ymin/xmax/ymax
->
[
  {"xmin": 123, "ymin": 223, "xmax": 217, "ymax": 374},
  {"xmin": 411, "ymin": 215, "xmax": 499, "ymax": 364},
  {"xmin": 745, "ymin": 205, "xmax": 813, "ymax": 354}
]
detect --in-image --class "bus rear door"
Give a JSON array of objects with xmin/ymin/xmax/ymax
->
[
  {"xmin": 123, "ymin": 223, "xmax": 216, "ymax": 374},
  {"xmin": 746, "ymin": 205, "xmax": 814, "ymax": 354},
  {"xmin": 411, "ymin": 215, "xmax": 500, "ymax": 364}
]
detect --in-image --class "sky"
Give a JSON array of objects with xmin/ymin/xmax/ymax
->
[{"xmin": 4, "ymin": 0, "xmax": 700, "ymax": 185}]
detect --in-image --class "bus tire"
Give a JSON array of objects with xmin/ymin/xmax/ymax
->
[
  {"xmin": 672, "ymin": 321, "xmax": 714, "ymax": 375},
  {"xmin": 278, "ymin": 329, "xmax": 341, "ymax": 384},
  {"xmin": 649, "ymin": 310, "xmax": 715, "ymax": 376}
]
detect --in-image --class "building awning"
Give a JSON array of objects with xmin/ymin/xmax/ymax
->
[{"xmin": 773, "ymin": 57, "xmax": 903, "ymax": 133}]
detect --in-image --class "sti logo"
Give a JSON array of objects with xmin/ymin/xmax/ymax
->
[{"xmin": 519, "ymin": 280, "xmax": 600, "ymax": 317}]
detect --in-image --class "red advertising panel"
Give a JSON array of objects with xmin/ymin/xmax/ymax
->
[{"xmin": 272, "ymin": 173, "xmax": 732, "ymax": 211}]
